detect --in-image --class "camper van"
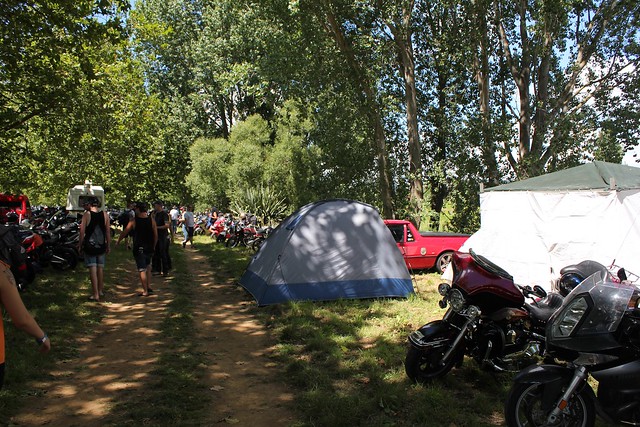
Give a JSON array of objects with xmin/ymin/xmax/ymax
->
[{"xmin": 66, "ymin": 181, "xmax": 105, "ymax": 213}]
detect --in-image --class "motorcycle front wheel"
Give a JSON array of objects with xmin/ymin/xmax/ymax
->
[
  {"xmin": 50, "ymin": 247, "xmax": 78, "ymax": 271},
  {"xmin": 251, "ymin": 238, "xmax": 264, "ymax": 252},
  {"xmin": 404, "ymin": 339, "xmax": 459, "ymax": 383},
  {"xmin": 504, "ymin": 382, "xmax": 594, "ymax": 427}
]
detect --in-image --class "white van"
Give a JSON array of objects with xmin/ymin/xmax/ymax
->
[{"xmin": 66, "ymin": 180, "xmax": 105, "ymax": 212}]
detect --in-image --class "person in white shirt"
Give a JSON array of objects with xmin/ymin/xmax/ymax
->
[
  {"xmin": 169, "ymin": 205, "xmax": 180, "ymax": 235},
  {"xmin": 181, "ymin": 205, "xmax": 195, "ymax": 248}
]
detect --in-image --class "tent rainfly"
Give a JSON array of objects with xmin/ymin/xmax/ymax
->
[
  {"xmin": 239, "ymin": 199, "xmax": 413, "ymax": 305},
  {"xmin": 461, "ymin": 161, "xmax": 640, "ymax": 290}
]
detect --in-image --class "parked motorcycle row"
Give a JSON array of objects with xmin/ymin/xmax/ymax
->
[
  {"xmin": 207, "ymin": 214, "xmax": 273, "ymax": 252},
  {"xmin": 405, "ymin": 248, "xmax": 640, "ymax": 426},
  {"xmin": 2, "ymin": 206, "xmax": 124, "ymax": 292}
]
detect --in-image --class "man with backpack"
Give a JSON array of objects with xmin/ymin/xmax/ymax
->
[{"xmin": 78, "ymin": 196, "xmax": 111, "ymax": 302}]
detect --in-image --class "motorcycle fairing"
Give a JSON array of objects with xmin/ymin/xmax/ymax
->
[
  {"xmin": 592, "ymin": 359, "xmax": 640, "ymax": 389},
  {"xmin": 547, "ymin": 274, "xmax": 636, "ymax": 353},
  {"xmin": 451, "ymin": 251, "xmax": 524, "ymax": 308}
]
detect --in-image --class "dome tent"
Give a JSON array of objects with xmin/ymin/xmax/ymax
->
[
  {"xmin": 239, "ymin": 199, "xmax": 413, "ymax": 306},
  {"xmin": 461, "ymin": 161, "xmax": 640, "ymax": 290}
]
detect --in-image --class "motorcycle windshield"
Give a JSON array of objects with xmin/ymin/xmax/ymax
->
[{"xmin": 548, "ymin": 272, "xmax": 636, "ymax": 343}]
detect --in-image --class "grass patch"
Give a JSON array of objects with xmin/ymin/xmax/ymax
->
[
  {"xmin": 0, "ymin": 248, "xmax": 113, "ymax": 421},
  {"xmin": 195, "ymin": 237, "xmax": 511, "ymax": 426}
]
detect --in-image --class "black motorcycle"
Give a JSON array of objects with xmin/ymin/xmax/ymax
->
[
  {"xmin": 504, "ymin": 269, "xmax": 640, "ymax": 426},
  {"xmin": 405, "ymin": 249, "xmax": 564, "ymax": 383},
  {"xmin": 30, "ymin": 227, "xmax": 78, "ymax": 271}
]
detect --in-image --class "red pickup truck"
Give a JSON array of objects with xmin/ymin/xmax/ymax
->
[{"xmin": 384, "ymin": 219, "xmax": 470, "ymax": 273}]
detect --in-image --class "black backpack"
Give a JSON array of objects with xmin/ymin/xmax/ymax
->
[
  {"xmin": 84, "ymin": 212, "xmax": 107, "ymax": 255},
  {"xmin": 0, "ymin": 225, "xmax": 28, "ymax": 282}
]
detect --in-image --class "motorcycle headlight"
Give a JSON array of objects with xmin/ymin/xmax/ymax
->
[
  {"xmin": 449, "ymin": 289, "xmax": 466, "ymax": 312},
  {"xmin": 552, "ymin": 296, "xmax": 588, "ymax": 338},
  {"xmin": 438, "ymin": 283, "xmax": 450, "ymax": 296}
]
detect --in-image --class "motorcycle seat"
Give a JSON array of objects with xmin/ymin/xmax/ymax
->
[
  {"xmin": 560, "ymin": 260, "xmax": 611, "ymax": 281},
  {"xmin": 525, "ymin": 292, "xmax": 564, "ymax": 322}
]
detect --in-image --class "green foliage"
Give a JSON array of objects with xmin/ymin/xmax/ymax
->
[
  {"xmin": 186, "ymin": 137, "xmax": 232, "ymax": 208},
  {"xmin": 230, "ymin": 185, "xmax": 288, "ymax": 225},
  {"xmin": 2, "ymin": 0, "xmax": 638, "ymax": 229},
  {"xmin": 594, "ymin": 130, "xmax": 624, "ymax": 164}
]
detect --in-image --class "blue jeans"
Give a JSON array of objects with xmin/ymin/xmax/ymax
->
[{"xmin": 84, "ymin": 253, "xmax": 106, "ymax": 268}]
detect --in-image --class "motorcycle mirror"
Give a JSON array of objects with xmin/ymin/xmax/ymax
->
[{"xmin": 533, "ymin": 285, "xmax": 547, "ymax": 298}]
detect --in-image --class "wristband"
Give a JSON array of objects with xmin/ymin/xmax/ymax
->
[{"xmin": 36, "ymin": 333, "xmax": 48, "ymax": 345}]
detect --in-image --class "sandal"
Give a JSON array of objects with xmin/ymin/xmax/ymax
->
[
  {"xmin": 137, "ymin": 293, "xmax": 149, "ymax": 297},
  {"xmin": 88, "ymin": 295, "xmax": 99, "ymax": 301}
]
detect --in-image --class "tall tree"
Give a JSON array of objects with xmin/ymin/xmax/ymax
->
[
  {"xmin": 377, "ymin": 0, "xmax": 424, "ymax": 225},
  {"xmin": 494, "ymin": 0, "xmax": 640, "ymax": 178},
  {"xmin": 308, "ymin": 0, "xmax": 395, "ymax": 219}
]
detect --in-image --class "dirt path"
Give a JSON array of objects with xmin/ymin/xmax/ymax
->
[{"xmin": 9, "ymin": 245, "xmax": 296, "ymax": 426}]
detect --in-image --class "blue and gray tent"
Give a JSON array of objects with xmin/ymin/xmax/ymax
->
[{"xmin": 239, "ymin": 199, "xmax": 413, "ymax": 306}]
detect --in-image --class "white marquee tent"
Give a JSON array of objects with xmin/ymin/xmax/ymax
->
[{"xmin": 461, "ymin": 161, "xmax": 640, "ymax": 290}]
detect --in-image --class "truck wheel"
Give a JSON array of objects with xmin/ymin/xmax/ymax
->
[{"xmin": 436, "ymin": 251, "xmax": 453, "ymax": 274}]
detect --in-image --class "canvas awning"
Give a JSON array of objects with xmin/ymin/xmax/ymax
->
[{"xmin": 485, "ymin": 161, "xmax": 640, "ymax": 192}]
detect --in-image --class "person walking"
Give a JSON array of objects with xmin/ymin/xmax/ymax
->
[
  {"xmin": 0, "ymin": 259, "xmax": 51, "ymax": 389},
  {"xmin": 78, "ymin": 196, "xmax": 110, "ymax": 302},
  {"xmin": 151, "ymin": 201, "xmax": 170, "ymax": 277},
  {"xmin": 181, "ymin": 205, "xmax": 195, "ymax": 248},
  {"xmin": 116, "ymin": 202, "xmax": 157, "ymax": 297},
  {"xmin": 169, "ymin": 205, "xmax": 180, "ymax": 235}
]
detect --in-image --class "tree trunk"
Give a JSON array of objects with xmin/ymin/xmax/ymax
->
[
  {"xmin": 320, "ymin": 1, "xmax": 395, "ymax": 218},
  {"xmin": 387, "ymin": 0, "xmax": 424, "ymax": 227},
  {"xmin": 473, "ymin": 0, "xmax": 500, "ymax": 186}
]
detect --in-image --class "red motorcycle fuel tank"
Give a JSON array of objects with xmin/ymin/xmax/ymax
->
[{"xmin": 451, "ymin": 251, "xmax": 524, "ymax": 310}]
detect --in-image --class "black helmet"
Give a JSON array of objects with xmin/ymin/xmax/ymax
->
[{"xmin": 557, "ymin": 272, "xmax": 583, "ymax": 297}]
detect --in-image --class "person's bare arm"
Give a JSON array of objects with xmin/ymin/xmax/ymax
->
[
  {"xmin": 0, "ymin": 265, "xmax": 50, "ymax": 353},
  {"xmin": 152, "ymin": 217, "xmax": 158, "ymax": 248},
  {"xmin": 116, "ymin": 221, "xmax": 134, "ymax": 245},
  {"xmin": 104, "ymin": 211, "xmax": 111, "ymax": 253},
  {"xmin": 78, "ymin": 211, "xmax": 89, "ymax": 253}
]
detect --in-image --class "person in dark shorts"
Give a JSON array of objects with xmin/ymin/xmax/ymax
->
[
  {"xmin": 116, "ymin": 202, "xmax": 158, "ymax": 296},
  {"xmin": 181, "ymin": 205, "xmax": 195, "ymax": 248},
  {"xmin": 78, "ymin": 196, "xmax": 111, "ymax": 302},
  {"xmin": 151, "ymin": 201, "xmax": 170, "ymax": 276}
]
